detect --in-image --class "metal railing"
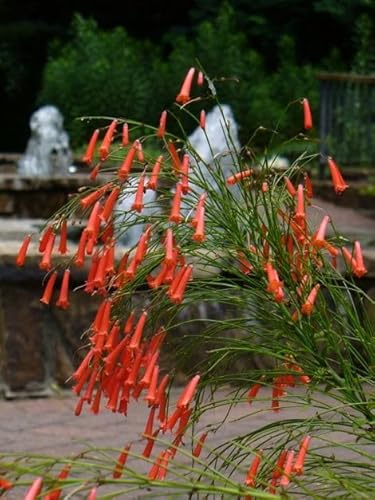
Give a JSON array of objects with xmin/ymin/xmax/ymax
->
[{"xmin": 318, "ymin": 72, "xmax": 375, "ymax": 177}]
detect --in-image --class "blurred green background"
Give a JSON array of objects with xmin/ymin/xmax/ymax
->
[{"xmin": 1, "ymin": 0, "xmax": 374, "ymax": 152}]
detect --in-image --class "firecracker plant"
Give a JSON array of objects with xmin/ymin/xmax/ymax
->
[{"xmin": 3, "ymin": 67, "xmax": 375, "ymax": 499}]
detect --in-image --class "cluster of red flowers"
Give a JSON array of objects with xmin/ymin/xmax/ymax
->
[{"xmin": 12, "ymin": 67, "xmax": 368, "ymax": 497}]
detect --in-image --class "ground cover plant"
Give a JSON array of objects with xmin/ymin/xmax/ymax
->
[{"xmin": 4, "ymin": 67, "xmax": 375, "ymax": 499}]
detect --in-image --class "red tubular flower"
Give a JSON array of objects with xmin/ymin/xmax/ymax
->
[
  {"xmin": 89, "ymin": 163, "xmax": 100, "ymax": 180},
  {"xmin": 39, "ymin": 225, "xmax": 53, "ymax": 252},
  {"xmin": 140, "ymin": 428, "xmax": 158, "ymax": 458},
  {"xmin": 180, "ymin": 154, "xmax": 190, "ymax": 194},
  {"xmin": 122, "ymin": 123, "xmax": 129, "ymax": 146},
  {"xmin": 90, "ymin": 387, "xmax": 102, "ymax": 414},
  {"xmin": 147, "ymin": 155, "xmax": 163, "ymax": 190},
  {"xmin": 16, "ymin": 234, "xmax": 32, "ymax": 267},
  {"xmin": 56, "ymin": 269, "xmax": 71, "ymax": 309},
  {"xmin": 247, "ymin": 381, "xmax": 262, "ymax": 403},
  {"xmin": 0, "ymin": 477, "xmax": 12, "ymax": 490},
  {"xmin": 197, "ymin": 71, "xmax": 204, "ymax": 86},
  {"xmin": 169, "ymin": 183, "xmax": 183, "ymax": 223},
  {"xmin": 113, "ymin": 443, "xmax": 132, "ymax": 479},
  {"xmin": 266, "ymin": 262, "xmax": 282, "ymax": 294},
  {"xmin": 145, "ymin": 364, "xmax": 159, "ymax": 406},
  {"xmin": 58, "ymin": 220, "xmax": 68, "ymax": 255},
  {"xmin": 86, "ymin": 201, "xmax": 102, "ymax": 238},
  {"xmin": 192, "ymin": 199, "xmax": 205, "ymax": 243},
  {"xmin": 169, "ymin": 265, "xmax": 193, "ymax": 304},
  {"xmin": 302, "ymin": 98, "xmax": 313, "ymax": 130},
  {"xmin": 139, "ymin": 351, "xmax": 159, "ymax": 388},
  {"xmin": 88, "ymin": 487, "xmax": 97, "ymax": 499},
  {"xmin": 261, "ymin": 181, "xmax": 269, "ymax": 193},
  {"xmin": 100, "ymin": 186, "xmax": 120, "ymax": 223},
  {"xmin": 75, "ymin": 229, "xmax": 88, "ymax": 268},
  {"xmin": 301, "ymin": 283, "xmax": 320, "ymax": 316},
  {"xmin": 143, "ymin": 406, "xmax": 156, "ymax": 437},
  {"xmin": 226, "ymin": 169, "xmax": 253, "ymax": 185},
  {"xmin": 353, "ymin": 240, "xmax": 367, "ymax": 278},
  {"xmin": 199, "ymin": 109, "xmax": 206, "ymax": 129},
  {"xmin": 327, "ymin": 156, "xmax": 349, "ymax": 194},
  {"xmin": 294, "ymin": 435, "xmax": 311, "ymax": 475},
  {"xmin": 24, "ymin": 477, "xmax": 43, "ymax": 500},
  {"xmin": 304, "ymin": 173, "xmax": 313, "ymax": 199},
  {"xmin": 155, "ymin": 373, "xmax": 170, "ymax": 407},
  {"xmin": 40, "ymin": 271, "xmax": 58, "ymax": 305},
  {"xmin": 83, "ymin": 128, "xmax": 100, "ymax": 165},
  {"xmin": 176, "ymin": 67, "xmax": 195, "ymax": 104},
  {"xmin": 313, "ymin": 215, "xmax": 330, "ymax": 249},
  {"xmin": 164, "ymin": 228, "xmax": 174, "ymax": 266},
  {"xmin": 294, "ymin": 184, "xmax": 305, "ymax": 223},
  {"xmin": 131, "ymin": 173, "xmax": 145, "ymax": 213},
  {"xmin": 129, "ymin": 310, "xmax": 148, "ymax": 351},
  {"xmin": 237, "ymin": 251, "xmax": 253, "ymax": 275},
  {"xmin": 176, "ymin": 374, "xmax": 200, "ymax": 409},
  {"xmin": 279, "ymin": 449, "xmax": 295, "ymax": 487},
  {"xmin": 245, "ymin": 451, "xmax": 262, "ymax": 487},
  {"xmin": 39, "ymin": 232, "xmax": 56, "ymax": 271},
  {"xmin": 118, "ymin": 141, "xmax": 137, "ymax": 180},
  {"xmin": 80, "ymin": 183, "xmax": 112, "ymax": 209},
  {"xmin": 168, "ymin": 141, "xmax": 181, "ymax": 174},
  {"xmin": 157, "ymin": 450, "xmax": 172, "ymax": 480},
  {"xmin": 157, "ymin": 110, "xmax": 167, "ymax": 138},
  {"xmin": 136, "ymin": 139, "xmax": 145, "ymax": 163},
  {"xmin": 284, "ymin": 177, "xmax": 296, "ymax": 196},
  {"xmin": 269, "ymin": 449, "xmax": 288, "ymax": 493},
  {"xmin": 192, "ymin": 432, "xmax": 208, "ymax": 458},
  {"xmin": 191, "ymin": 193, "xmax": 207, "ymax": 228},
  {"xmin": 99, "ymin": 119, "xmax": 117, "ymax": 161},
  {"xmin": 134, "ymin": 224, "xmax": 152, "ymax": 264},
  {"xmin": 104, "ymin": 321, "xmax": 120, "ymax": 351}
]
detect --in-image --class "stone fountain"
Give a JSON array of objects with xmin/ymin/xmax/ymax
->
[{"xmin": 18, "ymin": 105, "xmax": 73, "ymax": 177}]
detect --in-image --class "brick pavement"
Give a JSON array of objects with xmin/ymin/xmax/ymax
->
[{"xmin": 1, "ymin": 387, "xmax": 374, "ymax": 498}]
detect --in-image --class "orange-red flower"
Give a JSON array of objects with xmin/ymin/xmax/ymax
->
[
  {"xmin": 301, "ymin": 283, "xmax": 320, "ymax": 316},
  {"xmin": 83, "ymin": 128, "xmax": 100, "ymax": 165},
  {"xmin": 131, "ymin": 174, "xmax": 146, "ymax": 213},
  {"xmin": 99, "ymin": 119, "xmax": 117, "ymax": 161},
  {"xmin": 301, "ymin": 98, "xmax": 313, "ymax": 130},
  {"xmin": 0, "ymin": 477, "xmax": 12, "ymax": 491},
  {"xmin": 100, "ymin": 186, "xmax": 120, "ymax": 223},
  {"xmin": 353, "ymin": 240, "xmax": 367, "ymax": 278},
  {"xmin": 200, "ymin": 109, "xmax": 206, "ymax": 129},
  {"xmin": 294, "ymin": 435, "xmax": 311, "ymax": 475},
  {"xmin": 279, "ymin": 449, "xmax": 295, "ymax": 487},
  {"xmin": 157, "ymin": 110, "xmax": 167, "ymax": 138},
  {"xmin": 147, "ymin": 155, "xmax": 163, "ymax": 190},
  {"xmin": 40, "ymin": 271, "xmax": 58, "ymax": 305},
  {"xmin": 118, "ymin": 141, "xmax": 137, "ymax": 180},
  {"xmin": 176, "ymin": 67, "xmax": 195, "ymax": 104},
  {"xmin": 16, "ymin": 234, "xmax": 32, "ymax": 267},
  {"xmin": 180, "ymin": 154, "xmax": 190, "ymax": 194},
  {"xmin": 176, "ymin": 374, "xmax": 200, "ymax": 409},
  {"xmin": 192, "ymin": 432, "xmax": 208, "ymax": 458},
  {"xmin": 113, "ymin": 443, "xmax": 132, "ymax": 479},
  {"xmin": 24, "ymin": 476, "xmax": 43, "ymax": 500},
  {"xmin": 226, "ymin": 169, "xmax": 253, "ymax": 185},
  {"xmin": 245, "ymin": 451, "xmax": 262, "ymax": 487},
  {"xmin": 56, "ymin": 269, "xmax": 71, "ymax": 309},
  {"xmin": 169, "ymin": 183, "xmax": 183, "ymax": 223},
  {"xmin": 122, "ymin": 123, "xmax": 129, "ymax": 146},
  {"xmin": 327, "ymin": 156, "xmax": 349, "ymax": 194}
]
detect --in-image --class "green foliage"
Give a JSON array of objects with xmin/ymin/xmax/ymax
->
[
  {"xmin": 39, "ymin": 6, "xmax": 318, "ymax": 152},
  {"xmin": 38, "ymin": 15, "xmax": 158, "ymax": 146}
]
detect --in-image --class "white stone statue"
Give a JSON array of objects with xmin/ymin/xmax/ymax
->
[{"xmin": 18, "ymin": 105, "xmax": 72, "ymax": 176}]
